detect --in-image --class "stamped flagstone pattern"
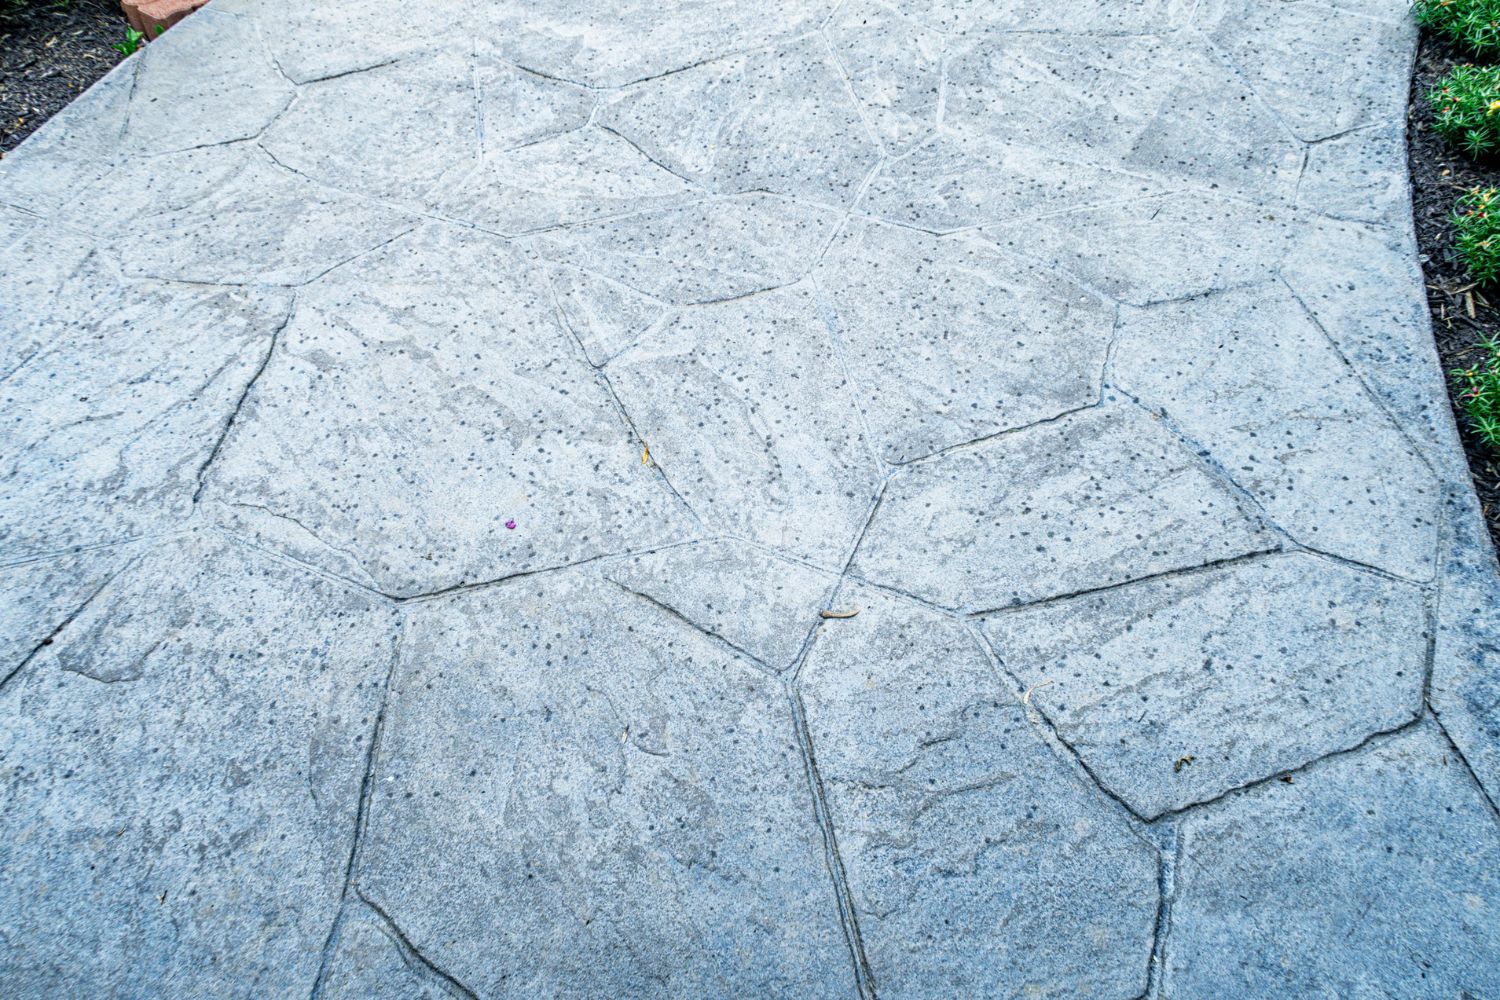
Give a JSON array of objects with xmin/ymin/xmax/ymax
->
[{"xmin": 1, "ymin": 0, "xmax": 1498, "ymax": 996}]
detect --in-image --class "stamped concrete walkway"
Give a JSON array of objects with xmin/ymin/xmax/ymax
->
[{"xmin": 2, "ymin": 0, "xmax": 1499, "ymax": 996}]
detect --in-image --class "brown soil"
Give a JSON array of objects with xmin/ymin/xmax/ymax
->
[{"xmin": 0, "ymin": 0, "xmax": 125, "ymax": 155}]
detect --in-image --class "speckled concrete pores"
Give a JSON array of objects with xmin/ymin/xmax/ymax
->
[{"xmin": 1, "ymin": 0, "xmax": 1498, "ymax": 996}]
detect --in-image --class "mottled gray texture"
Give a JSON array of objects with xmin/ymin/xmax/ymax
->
[
  {"xmin": 982, "ymin": 552, "xmax": 1428, "ymax": 818},
  {"xmin": 359, "ymin": 570, "xmax": 852, "ymax": 997},
  {"xmin": 814, "ymin": 218, "xmax": 1115, "ymax": 463},
  {"xmin": 800, "ymin": 583, "xmax": 1158, "ymax": 998},
  {"xmin": 1168, "ymin": 724, "xmax": 1500, "ymax": 998},
  {"xmin": 0, "ymin": 533, "xmax": 396, "ymax": 996},
  {"xmin": 605, "ymin": 539, "xmax": 836, "ymax": 670},
  {"xmin": 2, "ymin": 0, "xmax": 1498, "ymax": 995},
  {"xmin": 200, "ymin": 224, "xmax": 692, "ymax": 597},
  {"xmin": 851, "ymin": 402, "xmax": 1278, "ymax": 611}
]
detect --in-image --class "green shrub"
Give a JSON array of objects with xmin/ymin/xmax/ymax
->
[
  {"xmin": 1431, "ymin": 65, "xmax": 1500, "ymax": 158},
  {"xmin": 1453, "ymin": 336, "xmax": 1500, "ymax": 449},
  {"xmin": 1454, "ymin": 187, "xmax": 1500, "ymax": 284},
  {"xmin": 1415, "ymin": 0, "xmax": 1500, "ymax": 56}
]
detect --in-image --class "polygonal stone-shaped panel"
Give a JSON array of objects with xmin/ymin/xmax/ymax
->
[
  {"xmin": 1295, "ymin": 122, "xmax": 1409, "ymax": 227},
  {"xmin": 983, "ymin": 191, "xmax": 1299, "ymax": 306},
  {"xmin": 261, "ymin": 50, "xmax": 484, "ymax": 203},
  {"xmin": 124, "ymin": 8, "xmax": 293, "ymax": 156},
  {"xmin": 596, "ymin": 35, "xmax": 880, "ymax": 206},
  {"xmin": 851, "ymin": 401, "xmax": 1277, "ymax": 611},
  {"xmin": 606, "ymin": 539, "xmax": 837, "ymax": 671},
  {"xmin": 358, "ymin": 570, "xmax": 854, "ymax": 996},
  {"xmin": 0, "ymin": 533, "xmax": 396, "ymax": 996},
  {"xmin": 860, "ymin": 128, "xmax": 1167, "ymax": 233},
  {"xmin": 433, "ymin": 127, "xmax": 693, "ymax": 236},
  {"xmin": 982, "ymin": 552, "xmax": 1427, "ymax": 818},
  {"xmin": 0, "ymin": 273, "xmax": 292, "ymax": 559},
  {"xmin": 824, "ymin": 0, "xmax": 944, "ymax": 154},
  {"xmin": 814, "ymin": 220, "xmax": 1115, "ymax": 463},
  {"xmin": 606, "ymin": 283, "xmax": 884, "ymax": 567},
  {"xmin": 472, "ymin": 0, "xmax": 835, "ymax": 89},
  {"xmin": 1113, "ymin": 281, "xmax": 1440, "ymax": 580},
  {"xmin": 888, "ymin": 0, "xmax": 1189, "ymax": 33},
  {"xmin": 202, "ymin": 224, "xmax": 693, "ymax": 597},
  {"xmin": 61, "ymin": 143, "xmax": 416, "ymax": 285},
  {"xmin": 800, "ymin": 584, "xmax": 1157, "ymax": 999},
  {"xmin": 942, "ymin": 33, "xmax": 1301, "ymax": 198},
  {"xmin": 528, "ymin": 193, "xmax": 842, "ymax": 304},
  {"xmin": 1199, "ymin": 0, "xmax": 1415, "ymax": 142},
  {"xmin": 1168, "ymin": 724, "xmax": 1500, "ymax": 996}
]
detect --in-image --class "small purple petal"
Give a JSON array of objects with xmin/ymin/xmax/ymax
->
[{"xmin": 505, "ymin": 519, "xmax": 517, "ymax": 530}]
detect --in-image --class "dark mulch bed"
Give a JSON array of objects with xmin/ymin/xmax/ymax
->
[
  {"xmin": 1409, "ymin": 29, "xmax": 1500, "ymax": 553},
  {"xmin": 0, "ymin": 0, "xmax": 125, "ymax": 155}
]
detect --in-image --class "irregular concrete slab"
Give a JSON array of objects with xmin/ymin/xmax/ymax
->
[
  {"xmin": 213, "ymin": 0, "xmax": 446, "ymax": 84},
  {"xmin": 860, "ymin": 128, "xmax": 1167, "ymax": 233},
  {"xmin": 61, "ymin": 143, "xmax": 417, "ymax": 285},
  {"xmin": 261, "ymin": 49, "xmax": 481, "ymax": 204},
  {"xmin": 596, "ymin": 35, "xmax": 879, "ymax": 207},
  {"xmin": 1167, "ymin": 724, "xmax": 1500, "ymax": 997},
  {"xmin": 852, "ymin": 402, "xmax": 1277, "ymax": 611},
  {"xmin": 984, "ymin": 191, "xmax": 1300, "ymax": 306},
  {"xmin": 434, "ymin": 127, "xmax": 693, "ymax": 236},
  {"xmin": 606, "ymin": 283, "xmax": 883, "ymax": 567},
  {"xmin": 202, "ymin": 224, "xmax": 693, "ymax": 597},
  {"xmin": 823, "ymin": 0, "xmax": 943, "ymax": 154},
  {"xmin": 943, "ymin": 33, "xmax": 1302, "ymax": 199},
  {"xmin": 982, "ymin": 552, "xmax": 1428, "ymax": 818},
  {"xmin": 528, "ymin": 193, "xmax": 842, "ymax": 304},
  {"xmin": 124, "ymin": 8, "xmax": 293, "ymax": 156},
  {"xmin": 0, "ymin": 533, "xmax": 396, "ymax": 997},
  {"xmin": 358, "ymin": 570, "xmax": 854, "ymax": 997},
  {"xmin": 547, "ymin": 264, "xmax": 673, "ymax": 367},
  {"xmin": 605, "ymin": 539, "xmax": 837, "ymax": 670},
  {"xmin": 0, "ymin": 276, "xmax": 292, "ymax": 558},
  {"xmin": 473, "ymin": 0, "xmax": 836, "ymax": 89},
  {"xmin": 1296, "ymin": 121, "xmax": 1411, "ymax": 229},
  {"xmin": 319, "ymin": 903, "xmax": 452, "ymax": 1000},
  {"xmin": 1431, "ymin": 495, "xmax": 1500, "ymax": 805},
  {"xmin": 800, "ymin": 583, "xmax": 1158, "ymax": 999},
  {"xmin": 889, "ymin": 0, "xmax": 1189, "ymax": 33},
  {"xmin": 0, "ymin": 549, "xmax": 132, "ymax": 681},
  {"xmin": 814, "ymin": 218, "xmax": 1115, "ymax": 463},
  {"xmin": 1113, "ymin": 281, "xmax": 1440, "ymax": 580},
  {"xmin": 1198, "ymin": 0, "xmax": 1414, "ymax": 142},
  {"xmin": 1, "ymin": 2, "xmax": 1497, "ymax": 991}
]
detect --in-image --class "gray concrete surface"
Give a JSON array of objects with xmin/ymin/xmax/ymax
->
[{"xmin": 1, "ymin": 0, "xmax": 1498, "ymax": 996}]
